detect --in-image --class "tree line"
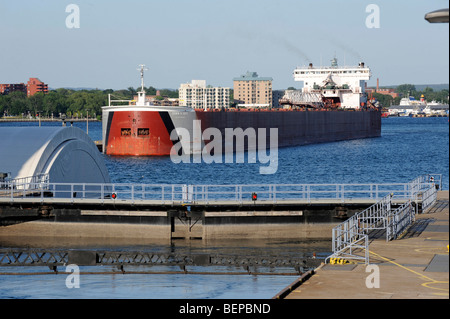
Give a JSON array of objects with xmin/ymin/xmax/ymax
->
[
  {"xmin": 0, "ymin": 87, "xmax": 179, "ymax": 120},
  {"xmin": 1, "ymin": 84, "xmax": 448, "ymax": 118}
]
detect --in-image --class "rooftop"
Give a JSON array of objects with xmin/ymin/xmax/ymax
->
[{"xmin": 233, "ymin": 71, "xmax": 273, "ymax": 82}]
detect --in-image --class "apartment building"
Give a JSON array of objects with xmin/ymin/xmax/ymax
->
[
  {"xmin": 27, "ymin": 78, "xmax": 48, "ymax": 96},
  {"xmin": 233, "ymin": 72, "xmax": 273, "ymax": 108},
  {"xmin": 0, "ymin": 83, "xmax": 26, "ymax": 95},
  {"xmin": 0, "ymin": 78, "xmax": 48, "ymax": 96},
  {"xmin": 179, "ymin": 80, "xmax": 230, "ymax": 109}
]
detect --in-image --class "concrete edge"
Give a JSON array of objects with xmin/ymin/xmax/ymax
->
[{"xmin": 272, "ymin": 263, "xmax": 325, "ymax": 299}]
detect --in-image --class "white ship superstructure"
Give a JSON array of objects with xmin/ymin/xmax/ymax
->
[{"xmin": 293, "ymin": 58, "xmax": 371, "ymax": 109}]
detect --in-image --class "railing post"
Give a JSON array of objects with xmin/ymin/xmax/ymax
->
[
  {"xmin": 273, "ymin": 185, "xmax": 276, "ymax": 203},
  {"xmin": 171, "ymin": 185, "xmax": 174, "ymax": 204},
  {"xmin": 307, "ymin": 185, "xmax": 310, "ymax": 203},
  {"xmin": 365, "ymin": 236, "xmax": 369, "ymax": 264},
  {"xmin": 239, "ymin": 185, "xmax": 242, "ymax": 204}
]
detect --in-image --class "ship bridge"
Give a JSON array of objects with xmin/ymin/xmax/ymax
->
[{"xmin": 293, "ymin": 59, "xmax": 371, "ymax": 109}]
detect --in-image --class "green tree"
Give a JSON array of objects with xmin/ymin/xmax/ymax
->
[
  {"xmin": 29, "ymin": 92, "xmax": 45, "ymax": 116},
  {"xmin": 159, "ymin": 89, "xmax": 178, "ymax": 98},
  {"xmin": 372, "ymin": 92, "xmax": 394, "ymax": 108},
  {"xmin": 127, "ymin": 87, "xmax": 137, "ymax": 97},
  {"xmin": 0, "ymin": 95, "xmax": 6, "ymax": 116},
  {"xmin": 396, "ymin": 84, "xmax": 416, "ymax": 96},
  {"xmin": 145, "ymin": 86, "xmax": 157, "ymax": 96},
  {"xmin": 6, "ymin": 92, "xmax": 29, "ymax": 116}
]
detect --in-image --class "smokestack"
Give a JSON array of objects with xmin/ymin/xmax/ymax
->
[{"xmin": 377, "ymin": 78, "xmax": 379, "ymax": 92}]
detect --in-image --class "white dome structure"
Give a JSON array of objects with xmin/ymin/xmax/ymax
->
[{"xmin": 0, "ymin": 126, "xmax": 110, "ymax": 185}]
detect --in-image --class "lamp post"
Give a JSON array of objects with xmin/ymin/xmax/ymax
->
[{"xmin": 425, "ymin": 8, "xmax": 449, "ymax": 23}]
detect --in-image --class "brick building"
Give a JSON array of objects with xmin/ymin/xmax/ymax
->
[
  {"xmin": 365, "ymin": 78, "xmax": 400, "ymax": 98},
  {"xmin": 26, "ymin": 78, "xmax": 48, "ymax": 96},
  {"xmin": 233, "ymin": 72, "xmax": 273, "ymax": 108},
  {"xmin": 0, "ymin": 78, "xmax": 48, "ymax": 96},
  {"xmin": 0, "ymin": 83, "xmax": 27, "ymax": 95}
]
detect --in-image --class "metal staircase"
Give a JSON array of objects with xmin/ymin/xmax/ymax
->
[{"xmin": 326, "ymin": 174, "xmax": 440, "ymax": 264}]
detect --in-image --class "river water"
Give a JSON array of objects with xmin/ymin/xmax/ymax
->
[{"xmin": 0, "ymin": 116, "xmax": 448, "ymax": 299}]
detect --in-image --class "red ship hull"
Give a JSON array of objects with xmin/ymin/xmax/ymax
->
[
  {"xmin": 102, "ymin": 106, "xmax": 381, "ymax": 156},
  {"xmin": 103, "ymin": 109, "xmax": 174, "ymax": 156}
]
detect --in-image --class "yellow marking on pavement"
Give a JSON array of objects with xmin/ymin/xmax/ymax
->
[
  {"xmin": 369, "ymin": 250, "xmax": 449, "ymax": 295},
  {"xmin": 414, "ymin": 247, "xmax": 449, "ymax": 254}
]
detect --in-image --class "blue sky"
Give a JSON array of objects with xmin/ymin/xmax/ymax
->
[{"xmin": 0, "ymin": 0, "xmax": 448, "ymax": 90}]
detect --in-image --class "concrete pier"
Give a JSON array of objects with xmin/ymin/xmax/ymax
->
[{"xmin": 276, "ymin": 191, "xmax": 449, "ymax": 299}]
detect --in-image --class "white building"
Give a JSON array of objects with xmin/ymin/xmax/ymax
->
[
  {"xmin": 179, "ymin": 80, "xmax": 230, "ymax": 109},
  {"xmin": 293, "ymin": 58, "xmax": 371, "ymax": 109}
]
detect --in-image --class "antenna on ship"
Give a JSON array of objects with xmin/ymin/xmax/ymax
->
[
  {"xmin": 137, "ymin": 64, "xmax": 148, "ymax": 105},
  {"xmin": 137, "ymin": 64, "xmax": 148, "ymax": 93},
  {"xmin": 331, "ymin": 53, "xmax": 338, "ymax": 68}
]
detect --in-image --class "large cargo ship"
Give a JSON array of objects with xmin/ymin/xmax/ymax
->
[{"xmin": 102, "ymin": 61, "xmax": 381, "ymax": 156}]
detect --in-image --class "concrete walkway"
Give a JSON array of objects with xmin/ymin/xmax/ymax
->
[{"xmin": 281, "ymin": 191, "xmax": 449, "ymax": 299}]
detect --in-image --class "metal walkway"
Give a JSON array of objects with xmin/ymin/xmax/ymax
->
[{"xmin": 0, "ymin": 174, "xmax": 443, "ymax": 208}]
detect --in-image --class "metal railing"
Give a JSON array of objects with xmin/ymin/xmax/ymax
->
[
  {"xmin": 0, "ymin": 173, "xmax": 49, "ymax": 192},
  {"xmin": 326, "ymin": 195, "xmax": 392, "ymax": 265},
  {"xmin": 386, "ymin": 200, "xmax": 415, "ymax": 241},
  {"xmin": 0, "ymin": 174, "xmax": 442, "ymax": 207},
  {"xmin": 327, "ymin": 194, "xmax": 417, "ymax": 264}
]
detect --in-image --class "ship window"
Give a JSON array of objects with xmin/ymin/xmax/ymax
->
[
  {"xmin": 121, "ymin": 128, "xmax": 131, "ymax": 136},
  {"xmin": 138, "ymin": 128, "xmax": 149, "ymax": 136}
]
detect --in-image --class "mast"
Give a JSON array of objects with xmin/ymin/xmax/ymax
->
[{"xmin": 137, "ymin": 64, "xmax": 148, "ymax": 105}]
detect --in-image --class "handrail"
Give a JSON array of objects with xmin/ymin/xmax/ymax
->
[
  {"xmin": 0, "ymin": 173, "xmax": 49, "ymax": 192},
  {"xmin": 386, "ymin": 200, "xmax": 415, "ymax": 241},
  {"xmin": 327, "ymin": 194, "xmax": 418, "ymax": 264},
  {"xmin": 0, "ymin": 174, "xmax": 442, "ymax": 205}
]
